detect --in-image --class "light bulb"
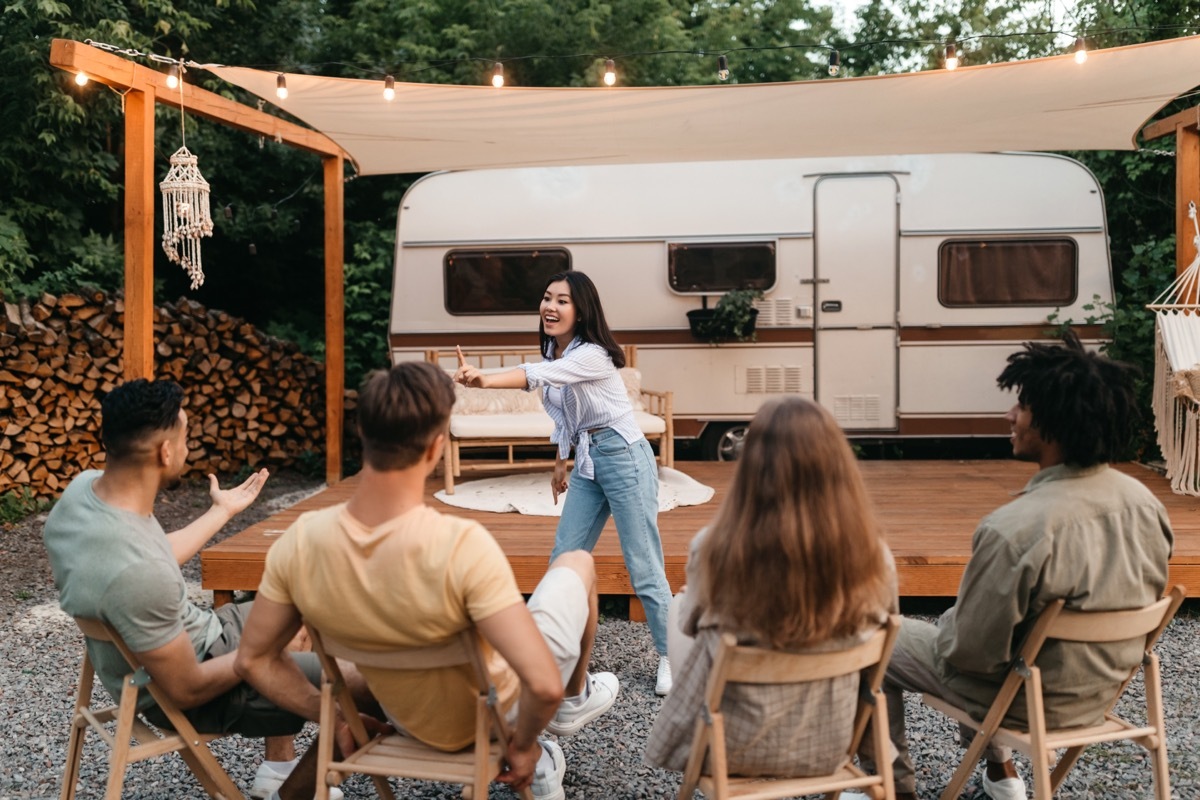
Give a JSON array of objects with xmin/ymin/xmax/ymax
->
[
  {"xmin": 383, "ymin": 74, "xmax": 395, "ymax": 101},
  {"xmin": 828, "ymin": 50, "xmax": 840, "ymax": 77},
  {"xmin": 166, "ymin": 65, "xmax": 180, "ymax": 90},
  {"xmin": 492, "ymin": 62, "xmax": 504, "ymax": 88},
  {"xmin": 944, "ymin": 44, "xmax": 958, "ymax": 71},
  {"xmin": 1074, "ymin": 38, "xmax": 1088, "ymax": 64},
  {"xmin": 74, "ymin": 72, "xmax": 89, "ymax": 86},
  {"xmin": 717, "ymin": 55, "xmax": 729, "ymax": 81},
  {"xmin": 275, "ymin": 74, "xmax": 288, "ymax": 100},
  {"xmin": 603, "ymin": 59, "xmax": 616, "ymax": 86}
]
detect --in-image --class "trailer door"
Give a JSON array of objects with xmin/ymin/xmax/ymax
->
[{"xmin": 813, "ymin": 175, "xmax": 899, "ymax": 430}]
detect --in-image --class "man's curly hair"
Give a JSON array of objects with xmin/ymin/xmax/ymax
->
[
  {"xmin": 100, "ymin": 379, "xmax": 185, "ymax": 459},
  {"xmin": 996, "ymin": 330, "xmax": 1139, "ymax": 467}
]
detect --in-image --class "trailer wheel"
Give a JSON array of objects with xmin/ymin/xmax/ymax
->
[{"xmin": 702, "ymin": 423, "xmax": 749, "ymax": 461}]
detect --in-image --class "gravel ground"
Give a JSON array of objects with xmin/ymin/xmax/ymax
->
[{"xmin": 1, "ymin": 471, "xmax": 1198, "ymax": 799}]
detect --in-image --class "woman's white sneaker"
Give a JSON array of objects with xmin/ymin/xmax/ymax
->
[{"xmin": 655, "ymin": 657, "xmax": 672, "ymax": 696}]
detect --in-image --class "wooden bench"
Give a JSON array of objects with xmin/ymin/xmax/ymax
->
[{"xmin": 426, "ymin": 346, "xmax": 674, "ymax": 494}]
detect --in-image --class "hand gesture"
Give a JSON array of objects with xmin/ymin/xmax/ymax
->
[
  {"xmin": 551, "ymin": 460, "xmax": 569, "ymax": 505},
  {"xmin": 207, "ymin": 468, "xmax": 269, "ymax": 518},
  {"xmin": 453, "ymin": 345, "xmax": 485, "ymax": 388},
  {"xmin": 496, "ymin": 739, "xmax": 542, "ymax": 791}
]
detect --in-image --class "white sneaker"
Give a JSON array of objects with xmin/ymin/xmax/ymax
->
[
  {"xmin": 982, "ymin": 772, "xmax": 1027, "ymax": 800},
  {"xmin": 530, "ymin": 739, "xmax": 566, "ymax": 800},
  {"xmin": 265, "ymin": 789, "xmax": 343, "ymax": 800},
  {"xmin": 655, "ymin": 656, "xmax": 672, "ymax": 696},
  {"xmin": 545, "ymin": 671, "xmax": 619, "ymax": 736},
  {"xmin": 251, "ymin": 760, "xmax": 296, "ymax": 798}
]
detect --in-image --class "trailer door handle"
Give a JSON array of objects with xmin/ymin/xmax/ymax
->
[
  {"xmin": 800, "ymin": 278, "xmax": 830, "ymax": 285},
  {"xmin": 821, "ymin": 300, "xmax": 843, "ymax": 312}
]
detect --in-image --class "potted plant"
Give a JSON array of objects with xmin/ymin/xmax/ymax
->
[{"xmin": 687, "ymin": 289, "xmax": 763, "ymax": 343}]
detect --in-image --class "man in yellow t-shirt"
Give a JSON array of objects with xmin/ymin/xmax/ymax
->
[{"xmin": 234, "ymin": 362, "xmax": 619, "ymax": 800}]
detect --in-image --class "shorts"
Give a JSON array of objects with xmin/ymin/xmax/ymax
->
[{"xmin": 143, "ymin": 601, "xmax": 323, "ymax": 738}]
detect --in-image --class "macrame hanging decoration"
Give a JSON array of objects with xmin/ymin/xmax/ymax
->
[
  {"xmin": 1148, "ymin": 200, "xmax": 1200, "ymax": 496},
  {"xmin": 159, "ymin": 65, "xmax": 213, "ymax": 290}
]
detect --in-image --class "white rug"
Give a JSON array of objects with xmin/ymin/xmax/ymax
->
[{"xmin": 434, "ymin": 467, "xmax": 715, "ymax": 517}]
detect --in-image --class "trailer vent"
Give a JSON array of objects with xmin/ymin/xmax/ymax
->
[
  {"xmin": 833, "ymin": 395, "xmax": 881, "ymax": 425},
  {"xmin": 742, "ymin": 366, "xmax": 803, "ymax": 394},
  {"xmin": 754, "ymin": 297, "xmax": 794, "ymax": 327}
]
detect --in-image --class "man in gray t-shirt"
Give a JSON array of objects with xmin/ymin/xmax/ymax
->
[{"xmin": 43, "ymin": 379, "xmax": 328, "ymax": 800}]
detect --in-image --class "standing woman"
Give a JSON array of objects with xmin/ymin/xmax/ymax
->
[
  {"xmin": 454, "ymin": 271, "xmax": 674, "ymax": 695},
  {"xmin": 645, "ymin": 397, "xmax": 896, "ymax": 777}
]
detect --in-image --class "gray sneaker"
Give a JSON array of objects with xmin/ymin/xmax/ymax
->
[
  {"xmin": 530, "ymin": 739, "xmax": 566, "ymax": 800},
  {"xmin": 545, "ymin": 671, "xmax": 619, "ymax": 736}
]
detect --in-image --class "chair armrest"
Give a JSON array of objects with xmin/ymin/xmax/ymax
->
[{"xmin": 638, "ymin": 388, "xmax": 673, "ymax": 420}]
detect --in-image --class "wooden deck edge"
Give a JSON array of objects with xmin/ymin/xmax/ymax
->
[{"xmin": 205, "ymin": 554, "xmax": 1200, "ymax": 600}]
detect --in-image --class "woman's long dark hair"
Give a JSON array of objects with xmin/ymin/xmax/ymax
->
[
  {"xmin": 539, "ymin": 271, "xmax": 625, "ymax": 367},
  {"xmin": 699, "ymin": 398, "xmax": 892, "ymax": 648}
]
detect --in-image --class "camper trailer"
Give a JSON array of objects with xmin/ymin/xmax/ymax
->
[{"xmin": 389, "ymin": 153, "xmax": 1112, "ymax": 458}]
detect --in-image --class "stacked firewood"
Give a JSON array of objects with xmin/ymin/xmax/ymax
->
[{"xmin": 1, "ymin": 291, "xmax": 329, "ymax": 498}]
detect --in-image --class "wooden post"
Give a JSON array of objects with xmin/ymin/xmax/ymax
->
[
  {"xmin": 324, "ymin": 155, "xmax": 345, "ymax": 484},
  {"xmin": 124, "ymin": 85, "xmax": 156, "ymax": 380},
  {"xmin": 1176, "ymin": 124, "xmax": 1200, "ymax": 289}
]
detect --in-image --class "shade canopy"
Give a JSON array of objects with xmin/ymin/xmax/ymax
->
[{"xmin": 209, "ymin": 36, "xmax": 1200, "ymax": 176}]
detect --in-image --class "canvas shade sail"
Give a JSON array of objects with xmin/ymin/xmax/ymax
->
[{"xmin": 208, "ymin": 36, "xmax": 1200, "ymax": 176}]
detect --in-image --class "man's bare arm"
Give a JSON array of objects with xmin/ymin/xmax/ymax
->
[
  {"xmin": 476, "ymin": 602, "xmax": 564, "ymax": 791},
  {"xmin": 232, "ymin": 596, "xmax": 322, "ymax": 721},
  {"xmin": 135, "ymin": 631, "xmax": 242, "ymax": 710},
  {"xmin": 167, "ymin": 470, "xmax": 269, "ymax": 564}
]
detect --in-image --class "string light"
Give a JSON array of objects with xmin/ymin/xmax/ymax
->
[
  {"xmin": 717, "ymin": 55, "xmax": 730, "ymax": 81},
  {"xmin": 603, "ymin": 59, "xmax": 616, "ymax": 86},
  {"xmin": 74, "ymin": 72, "xmax": 89, "ymax": 86},
  {"xmin": 944, "ymin": 43, "xmax": 959, "ymax": 71},
  {"xmin": 275, "ymin": 74, "xmax": 288, "ymax": 100},
  {"xmin": 166, "ymin": 64, "xmax": 180, "ymax": 89},
  {"xmin": 383, "ymin": 74, "xmax": 395, "ymax": 101},
  {"xmin": 828, "ymin": 50, "xmax": 840, "ymax": 77},
  {"xmin": 492, "ymin": 62, "xmax": 504, "ymax": 88},
  {"xmin": 1074, "ymin": 37, "xmax": 1088, "ymax": 64}
]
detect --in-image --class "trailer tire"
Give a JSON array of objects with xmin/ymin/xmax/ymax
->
[{"xmin": 702, "ymin": 423, "xmax": 749, "ymax": 462}]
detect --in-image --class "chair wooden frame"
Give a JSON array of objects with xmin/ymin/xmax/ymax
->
[
  {"xmin": 923, "ymin": 585, "xmax": 1186, "ymax": 800},
  {"xmin": 308, "ymin": 625, "xmax": 533, "ymax": 800},
  {"xmin": 678, "ymin": 615, "xmax": 901, "ymax": 800},
  {"xmin": 61, "ymin": 617, "xmax": 246, "ymax": 800}
]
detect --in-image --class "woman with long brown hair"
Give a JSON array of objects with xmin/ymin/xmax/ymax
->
[{"xmin": 645, "ymin": 396, "xmax": 895, "ymax": 777}]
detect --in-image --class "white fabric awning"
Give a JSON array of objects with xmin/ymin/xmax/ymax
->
[{"xmin": 209, "ymin": 36, "xmax": 1200, "ymax": 176}]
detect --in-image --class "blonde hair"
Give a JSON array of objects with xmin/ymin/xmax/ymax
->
[{"xmin": 698, "ymin": 397, "xmax": 891, "ymax": 649}]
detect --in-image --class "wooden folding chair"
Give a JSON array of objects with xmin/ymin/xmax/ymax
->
[
  {"xmin": 678, "ymin": 615, "xmax": 901, "ymax": 800},
  {"xmin": 923, "ymin": 584, "xmax": 1186, "ymax": 800},
  {"xmin": 307, "ymin": 625, "xmax": 534, "ymax": 800},
  {"xmin": 60, "ymin": 617, "xmax": 246, "ymax": 800}
]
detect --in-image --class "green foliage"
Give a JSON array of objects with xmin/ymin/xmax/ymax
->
[
  {"xmin": 0, "ymin": 487, "xmax": 50, "ymax": 526},
  {"xmin": 691, "ymin": 288, "xmax": 764, "ymax": 342}
]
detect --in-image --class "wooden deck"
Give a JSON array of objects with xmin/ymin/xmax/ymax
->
[{"xmin": 201, "ymin": 460, "xmax": 1200, "ymax": 605}]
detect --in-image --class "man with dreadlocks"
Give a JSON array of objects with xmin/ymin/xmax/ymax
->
[{"xmin": 849, "ymin": 332, "xmax": 1174, "ymax": 800}]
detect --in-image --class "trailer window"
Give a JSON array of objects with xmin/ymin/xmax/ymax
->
[
  {"xmin": 668, "ymin": 242, "xmax": 776, "ymax": 294},
  {"xmin": 444, "ymin": 249, "xmax": 571, "ymax": 314},
  {"xmin": 938, "ymin": 239, "xmax": 1077, "ymax": 307}
]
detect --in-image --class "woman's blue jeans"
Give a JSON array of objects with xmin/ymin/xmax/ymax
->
[{"xmin": 550, "ymin": 429, "xmax": 671, "ymax": 655}]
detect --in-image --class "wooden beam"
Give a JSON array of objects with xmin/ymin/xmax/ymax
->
[
  {"xmin": 124, "ymin": 85, "xmax": 156, "ymax": 380},
  {"xmin": 324, "ymin": 155, "xmax": 345, "ymax": 484},
  {"xmin": 49, "ymin": 39, "xmax": 344, "ymax": 160},
  {"xmin": 50, "ymin": 38, "xmax": 350, "ymax": 478},
  {"xmin": 1178, "ymin": 125, "xmax": 1200, "ymax": 282},
  {"xmin": 1142, "ymin": 103, "xmax": 1200, "ymax": 142}
]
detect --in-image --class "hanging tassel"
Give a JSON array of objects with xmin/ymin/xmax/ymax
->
[{"xmin": 159, "ymin": 146, "xmax": 214, "ymax": 289}]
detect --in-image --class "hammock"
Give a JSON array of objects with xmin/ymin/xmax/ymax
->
[{"xmin": 1148, "ymin": 201, "xmax": 1200, "ymax": 495}]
